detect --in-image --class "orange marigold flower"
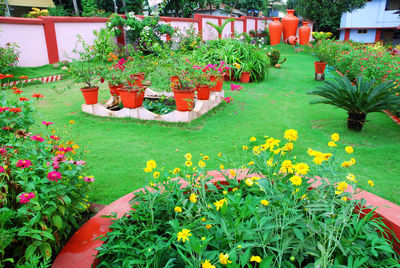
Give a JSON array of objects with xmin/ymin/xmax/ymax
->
[
  {"xmin": 19, "ymin": 75, "xmax": 28, "ymax": 79},
  {"xmin": 32, "ymin": 93, "xmax": 44, "ymax": 99}
]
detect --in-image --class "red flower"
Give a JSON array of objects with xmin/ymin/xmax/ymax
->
[
  {"xmin": 13, "ymin": 88, "xmax": 23, "ymax": 95},
  {"xmin": 19, "ymin": 97, "xmax": 29, "ymax": 101},
  {"xmin": 47, "ymin": 171, "xmax": 62, "ymax": 182},
  {"xmin": 50, "ymin": 135, "xmax": 60, "ymax": 140},
  {"xmin": 9, "ymin": 107, "xmax": 22, "ymax": 113},
  {"xmin": 32, "ymin": 93, "xmax": 44, "ymax": 99},
  {"xmin": 5, "ymin": 74, "xmax": 13, "ymax": 78},
  {"xmin": 19, "ymin": 75, "xmax": 28, "ymax": 79},
  {"xmin": 16, "ymin": 159, "xmax": 33, "ymax": 169}
]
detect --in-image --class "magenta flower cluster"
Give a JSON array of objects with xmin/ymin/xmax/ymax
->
[
  {"xmin": 16, "ymin": 159, "xmax": 32, "ymax": 169},
  {"xmin": 30, "ymin": 135, "xmax": 45, "ymax": 142},
  {"xmin": 47, "ymin": 171, "xmax": 62, "ymax": 182},
  {"xmin": 18, "ymin": 192, "xmax": 35, "ymax": 204}
]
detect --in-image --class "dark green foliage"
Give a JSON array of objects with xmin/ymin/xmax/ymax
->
[
  {"xmin": 290, "ymin": 0, "xmax": 367, "ymax": 33},
  {"xmin": 267, "ymin": 48, "xmax": 286, "ymax": 66},
  {"xmin": 143, "ymin": 98, "xmax": 176, "ymax": 115}
]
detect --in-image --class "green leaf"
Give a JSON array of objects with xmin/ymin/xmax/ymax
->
[
  {"xmin": 52, "ymin": 215, "xmax": 63, "ymax": 230},
  {"xmin": 25, "ymin": 243, "xmax": 38, "ymax": 259},
  {"xmin": 293, "ymin": 228, "xmax": 305, "ymax": 242},
  {"xmin": 40, "ymin": 242, "xmax": 52, "ymax": 260}
]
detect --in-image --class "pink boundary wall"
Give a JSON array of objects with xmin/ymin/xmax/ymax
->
[
  {"xmin": 52, "ymin": 169, "xmax": 400, "ymax": 268},
  {"xmin": 0, "ymin": 15, "xmax": 313, "ymax": 67}
]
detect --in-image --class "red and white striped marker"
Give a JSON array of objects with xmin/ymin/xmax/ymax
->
[{"xmin": 1, "ymin": 74, "xmax": 63, "ymax": 88}]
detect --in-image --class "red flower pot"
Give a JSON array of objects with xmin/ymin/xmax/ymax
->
[
  {"xmin": 118, "ymin": 86, "xmax": 146, "ymax": 108},
  {"xmin": 240, "ymin": 72, "xmax": 251, "ymax": 83},
  {"xmin": 210, "ymin": 75, "xmax": 223, "ymax": 91},
  {"xmin": 269, "ymin": 17, "xmax": 282, "ymax": 46},
  {"xmin": 173, "ymin": 88, "xmax": 195, "ymax": 111},
  {"xmin": 196, "ymin": 85, "xmax": 212, "ymax": 100},
  {"xmin": 282, "ymin": 9, "xmax": 299, "ymax": 41},
  {"xmin": 81, "ymin": 87, "xmax": 99, "ymax": 105},
  {"xmin": 108, "ymin": 84, "xmax": 124, "ymax": 96},
  {"xmin": 314, "ymin": 62, "xmax": 327, "ymax": 74},
  {"xmin": 299, "ymin": 21, "xmax": 311, "ymax": 45}
]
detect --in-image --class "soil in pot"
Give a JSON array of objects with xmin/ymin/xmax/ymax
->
[{"xmin": 347, "ymin": 112, "xmax": 366, "ymax": 131}]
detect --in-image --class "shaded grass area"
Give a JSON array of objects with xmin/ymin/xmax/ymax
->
[{"xmin": 12, "ymin": 44, "xmax": 400, "ymax": 205}]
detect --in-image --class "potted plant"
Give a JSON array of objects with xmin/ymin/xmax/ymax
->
[
  {"xmin": 99, "ymin": 56, "xmax": 127, "ymax": 96},
  {"xmin": 239, "ymin": 63, "xmax": 252, "ymax": 83},
  {"xmin": 171, "ymin": 59, "xmax": 196, "ymax": 112},
  {"xmin": 193, "ymin": 64, "xmax": 217, "ymax": 100},
  {"xmin": 312, "ymin": 39, "xmax": 331, "ymax": 80},
  {"xmin": 118, "ymin": 84, "xmax": 146, "ymax": 109},
  {"xmin": 67, "ymin": 36, "xmax": 100, "ymax": 105},
  {"xmin": 209, "ymin": 61, "xmax": 227, "ymax": 92},
  {"xmin": 308, "ymin": 75, "xmax": 400, "ymax": 131}
]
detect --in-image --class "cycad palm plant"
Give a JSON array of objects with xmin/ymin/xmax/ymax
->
[{"xmin": 308, "ymin": 75, "xmax": 400, "ymax": 131}]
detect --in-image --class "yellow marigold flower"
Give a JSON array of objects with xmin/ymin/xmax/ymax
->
[
  {"xmin": 293, "ymin": 188, "xmax": 299, "ymax": 194},
  {"xmin": 185, "ymin": 153, "xmax": 192, "ymax": 160},
  {"xmin": 284, "ymin": 129, "xmax": 298, "ymax": 141},
  {"xmin": 328, "ymin": 141, "xmax": 337, "ymax": 147},
  {"xmin": 218, "ymin": 152, "xmax": 222, "ymax": 157},
  {"xmin": 202, "ymin": 260, "xmax": 215, "ymax": 268},
  {"xmin": 345, "ymin": 146, "xmax": 354, "ymax": 154},
  {"xmin": 266, "ymin": 158, "xmax": 274, "ymax": 167},
  {"xmin": 172, "ymin": 168, "xmax": 181, "ymax": 174},
  {"xmin": 185, "ymin": 160, "xmax": 192, "ymax": 167},
  {"xmin": 214, "ymin": 198, "xmax": 227, "ymax": 211},
  {"xmin": 350, "ymin": 158, "xmax": 356, "ymax": 165},
  {"xmin": 203, "ymin": 155, "xmax": 209, "ymax": 160},
  {"xmin": 174, "ymin": 206, "xmax": 182, "ymax": 213},
  {"xmin": 201, "ymin": 217, "xmax": 206, "ymax": 222},
  {"xmin": 232, "ymin": 188, "xmax": 238, "ymax": 192},
  {"xmin": 273, "ymin": 148, "xmax": 282, "ymax": 155},
  {"xmin": 144, "ymin": 166, "xmax": 153, "ymax": 173},
  {"xmin": 201, "ymin": 237, "xmax": 206, "ymax": 241},
  {"xmin": 280, "ymin": 160, "xmax": 294, "ymax": 174},
  {"xmin": 190, "ymin": 193, "xmax": 197, "ymax": 203},
  {"xmin": 219, "ymin": 253, "xmax": 232, "ymax": 264},
  {"xmin": 69, "ymin": 120, "xmax": 75, "ymax": 124},
  {"xmin": 342, "ymin": 196, "xmax": 348, "ymax": 201},
  {"xmin": 341, "ymin": 161, "xmax": 352, "ymax": 168},
  {"xmin": 335, "ymin": 190, "xmax": 343, "ymax": 195},
  {"xmin": 223, "ymin": 190, "xmax": 228, "ymax": 195},
  {"xmin": 250, "ymin": 256, "xmax": 262, "ymax": 263},
  {"xmin": 346, "ymin": 173, "xmax": 357, "ymax": 182},
  {"xmin": 220, "ymin": 164, "xmax": 225, "ymax": 169},
  {"xmin": 153, "ymin": 171, "xmax": 160, "ymax": 179},
  {"xmin": 368, "ymin": 180, "xmax": 374, "ymax": 187},
  {"xmin": 248, "ymin": 161, "xmax": 255, "ymax": 166},
  {"xmin": 260, "ymin": 199, "xmax": 269, "ymax": 206},
  {"xmin": 250, "ymin": 136, "xmax": 256, "ymax": 142},
  {"xmin": 243, "ymin": 145, "xmax": 248, "ymax": 150},
  {"xmin": 229, "ymin": 170, "xmax": 236, "ymax": 177},
  {"xmin": 337, "ymin": 181, "xmax": 348, "ymax": 192},
  {"xmin": 301, "ymin": 194, "xmax": 308, "ymax": 200},
  {"xmin": 323, "ymin": 153, "xmax": 332, "ymax": 160},
  {"xmin": 198, "ymin": 160, "xmax": 206, "ymax": 168},
  {"xmin": 146, "ymin": 160, "xmax": 157, "ymax": 169},
  {"xmin": 294, "ymin": 163, "xmax": 309, "ymax": 175},
  {"xmin": 245, "ymin": 178, "xmax": 254, "ymax": 186},
  {"xmin": 177, "ymin": 229, "xmax": 192, "ymax": 243},
  {"xmin": 331, "ymin": 133, "xmax": 340, "ymax": 142},
  {"xmin": 308, "ymin": 148, "xmax": 317, "ymax": 156},
  {"xmin": 206, "ymin": 224, "xmax": 212, "ymax": 230},
  {"xmin": 290, "ymin": 175, "xmax": 302, "ymax": 186},
  {"xmin": 283, "ymin": 142, "xmax": 294, "ymax": 151}
]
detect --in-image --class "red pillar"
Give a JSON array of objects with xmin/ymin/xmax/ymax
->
[
  {"xmin": 231, "ymin": 20, "xmax": 234, "ymax": 38},
  {"xmin": 375, "ymin": 29, "xmax": 382, "ymax": 42},
  {"xmin": 218, "ymin": 17, "xmax": 222, "ymax": 39},
  {"xmin": 344, "ymin": 29, "xmax": 350, "ymax": 41},
  {"xmin": 40, "ymin": 17, "xmax": 59, "ymax": 64}
]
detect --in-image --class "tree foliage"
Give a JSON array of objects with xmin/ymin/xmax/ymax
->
[{"xmin": 290, "ymin": 0, "xmax": 367, "ymax": 33}]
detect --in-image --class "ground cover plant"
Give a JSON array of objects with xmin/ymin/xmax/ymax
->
[
  {"xmin": 6, "ymin": 44, "xmax": 399, "ymax": 208},
  {"xmin": 96, "ymin": 130, "xmax": 399, "ymax": 267},
  {"xmin": 0, "ymin": 82, "xmax": 93, "ymax": 266}
]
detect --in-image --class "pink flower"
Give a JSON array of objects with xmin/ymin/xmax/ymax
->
[
  {"xmin": 42, "ymin": 121, "xmax": 53, "ymax": 126},
  {"xmin": 50, "ymin": 135, "xmax": 60, "ymax": 140},
  {"xmin": 69, "ymin": 160, "xmax": 86, "ymax": 165},
  {"xmin": 47, "ymin": 171, "xmax": 62, "ymax": 182},
  {"xmin": 52, "ymin": 154, "xmax": 66, "ymax": 163},
  {"xmin": 18, "ymin": 192, "xmax": 35, "ymax": 204},
  {"xmin": 231, "ymin": 84, "xmax": 243, "ymax": 91},
  {"xmin": 16, "ymin": 159, "xmax": 32, "ymax": 169},
  {"xmin": 30, "ymin": 135, "xmax": 45, "ymax": 142},
  {"xmin": 0, "ymin": 147, "xmax": 6, "ymax": 156},
  {"xmin": 84, "ymin": 176, "xmax": 95, "ymax": 183},
  {"xmin": 223, "ymin": 97, "xmax": 233, "ymax": 103},
  {"xmin": 0, "ymin": 166, "xmax": 5, "ymax": 173}
]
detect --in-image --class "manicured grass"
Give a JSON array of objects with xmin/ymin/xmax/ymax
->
[{"xmin": 13, "ymin": 44, "xmax": 400, "ymax": 205}]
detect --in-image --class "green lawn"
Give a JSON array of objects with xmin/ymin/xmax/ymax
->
[
  {"xmin": 12, "ymin": 44, "xmax": 400, "ymax": 205},
  {"xmin": 4, "ymin": 64, "xmax": 66, "ymax": 82}
]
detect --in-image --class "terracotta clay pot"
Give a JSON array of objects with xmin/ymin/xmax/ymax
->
[
  {"xmin": 268, "ymin": 17, "xmax": 283, "ymax": 46},
  {"xmin": 81, "ymin": 87, "xmax": 99, "ymax": 105},
  {"xmin": 314, "ymin": 62, "xmax": 327, "ymax": 74},
  {"xmin": 299, "ymin": 21, "xmax": 311, "ymax": 45},
  {"xmin": 118, "ymin": 86, "xmax": 146, "ymax": 109},
  {"xmin": 173, "ymin": 88, "xmax": 195, "ymax": 111},
  {"xmin": 210, "ymin": 75, "xmax": 223, "ymax": 91},
  {"xmin": 196, "ymin": 85, "xmax": 212, "ymax": 100},
  {"xmin": 108, "ymin": 84, "xmax": 124, "ymax": 96},
  {"xmin": 240, "ymin": 71, "xmax": 251, "ymax": 83},
  {"xmin": 287, "ymin": 36, "xmax": 298, "ymax": 45},
  {"xmin": 282, "ymin": 9, "xmax": 299, "ymax": 41}
]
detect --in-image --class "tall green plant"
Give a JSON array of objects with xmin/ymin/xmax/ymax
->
[
  {"xmin": 308, "ymin": 75, "xmax": 400, "ymax": 131},
  {"xmin": 206, "ymin": 18, "xmax": 235, "ymax": 39}
]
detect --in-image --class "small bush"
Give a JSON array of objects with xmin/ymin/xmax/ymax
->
[{"xmin": 0, "ymin": 43, "xmax": 20, "ymax": 74}]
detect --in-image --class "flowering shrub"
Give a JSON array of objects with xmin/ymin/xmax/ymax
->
[
  {"xmin": 176, "ymin": 24, "xmax": 203, "ymax": 51},
  {"xmin": 0, "ymin": 91, "xmax": 93, "ymax": 266},
  {"xmin": 96, "ymin": 130, "xmax": 399, "ymax": 267},
  {"xmin": 0, "ymin": 42, "xmax": 20, "ymax": 74},
  {"xmin": 26, "ymin": 7, "xmax": 49, "ymax": 18},
  {"xmin": 266, "ymin": 48, "xmax": 286, "ymax": 66}
]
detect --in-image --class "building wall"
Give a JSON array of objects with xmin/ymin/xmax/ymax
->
[{"xmin": 349, "ymin": 29, "xmax": 377, "ymax": 43}]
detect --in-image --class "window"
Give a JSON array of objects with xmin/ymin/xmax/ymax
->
[
  {"xmin": 385, "ymin": 0, "xmax": 400, "ymax": 10},
  {"xmin": 358, "ymin": 29, "xmax": 368, "ymax": 34}
]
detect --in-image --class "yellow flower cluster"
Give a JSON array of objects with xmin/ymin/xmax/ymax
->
[
  {"xmin": 144, "ymin": 160, "xmax": 157, "ymax": 173},
  {"xmin": 213, "ymin": 198, "xmax": 227, "ymax": 211},
  {"xmin": 308, "ymin": 149, "xmax": 332, "ymax": 165}
]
